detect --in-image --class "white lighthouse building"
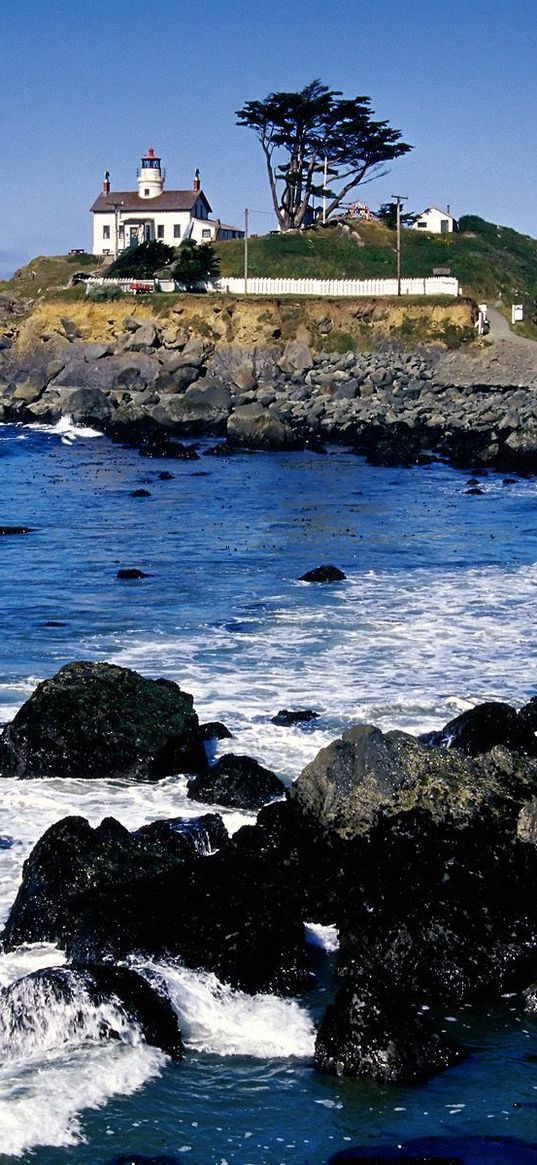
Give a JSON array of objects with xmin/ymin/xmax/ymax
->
[{"xmin": 91, "ymin": 147, "xmax": 244, "ymax": 256}]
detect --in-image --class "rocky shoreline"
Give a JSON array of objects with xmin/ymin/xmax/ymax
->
[
  {"xmin": 1, "ymin": 662, "xmax": 536, "ymax": 1086},
  {"xmin": 2, "ymin": 313, "xmax": 537, "ymax": 471}
]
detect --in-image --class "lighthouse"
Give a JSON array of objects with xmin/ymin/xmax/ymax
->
[{"xmin": 137, "ymin": 147, "xmax": 164, "ymax": 199}]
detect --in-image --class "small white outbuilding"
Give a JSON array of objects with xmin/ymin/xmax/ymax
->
[{"xmin": 411, "ymin": 207, "xmax": 456, "ymax": 234}]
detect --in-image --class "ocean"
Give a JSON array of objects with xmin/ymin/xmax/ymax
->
[{"xmin": 0, "ymin": 420, "xmax": 535, "ymax": 1163}]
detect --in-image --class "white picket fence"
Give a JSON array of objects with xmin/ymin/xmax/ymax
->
[
  {"xmin": 85, "ymin": 274, "xmax": 460, "ymax": 298},
  {"xmin": 216, "ymin": 276, "xmax": 460, "ymax": 298}
]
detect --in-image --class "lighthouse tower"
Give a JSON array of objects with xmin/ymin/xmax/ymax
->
[{"xmin": 137, "ymin": 147, "xmax": 164, "ymax": 199}]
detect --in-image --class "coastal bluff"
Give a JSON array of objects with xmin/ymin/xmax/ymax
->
[{"xmin": 1, "ymin": 295, "xmax": 537, "ymax": 471}]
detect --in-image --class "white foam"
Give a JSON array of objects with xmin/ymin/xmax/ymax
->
[
  {"xmin": 0, "ymin": 1041, "xmax": 163, "ymax": 1156},
  {"xmin": 304, "ymin": 923, "xmax": 339, "ymax": 953},
  {"xmin": 0, "ymin": 966, "xmax": 164, "ymax": 1156},
  {"xmin": 28, "ymin": 415, "xmax": 103, "ymax": 440},
  {"xmin": 139, "ymin": 961, "xmax": 315, "ymax": 1060}
]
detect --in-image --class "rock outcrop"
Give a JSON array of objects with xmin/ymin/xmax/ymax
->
[
  {"xmin": 187, "ymin": 753, "xmax": 286, "ymax": 810},
  {"xmin": 0, "ymin": 661, "xmax": 206, "ymax": 779}
]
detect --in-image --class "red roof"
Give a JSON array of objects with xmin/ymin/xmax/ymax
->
[{"xmin": 90, "ymin": 190, "xmax": 213, "ymax": 214}]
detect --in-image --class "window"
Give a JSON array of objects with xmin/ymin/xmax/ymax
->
[
  {"xmin": 174, "ymin": 224, "xmax": 182, "ymax": 238},
  {"xmin": 144, "ymin": 188, "xmax": 150, "ymax": 196},
  {"xmin": 103, "ymin": 225, "xmax": 110, "ymax": 239},
  {"xmin": 417, "ymin": 222, "xmax": 426, "ymax": 229},
  {"xmin": 157, "ymin": 225, "xmax": 165, "ymax": 239},
  {"xmin": 202, "ymin": 228, "xmax": 211, "ymax": 239}
]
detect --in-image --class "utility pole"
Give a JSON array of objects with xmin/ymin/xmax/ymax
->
[
  {"xmin": 391, "ymin": 194, "xmax": 407, "ymax": 295},
  {"xmin": 244, "ymin": 208, "xmax": 249, "ymax": 294},
  {"xmin": 322, "ymin": 156, "xmax": 328, "ymax": 225}
]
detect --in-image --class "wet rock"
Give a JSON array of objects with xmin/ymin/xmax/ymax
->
[
  {"xmin": 61, "ymin": 386, "xmax": 113, "ymax": 427},
  {"xmin": 0, "ymin": 661, "xmax": 205, "ymax": 780},
  {"xmin": 0, "ymin": 963, "xmax": 183, "ymax": 1061},
  {"xmin": 421, "ymin": 701, "xmax": 537, "ymax": 757},
  {"xmin": 227, "ymin": 405, "xmax": 298, "ymax": 450},
  {"xmin": 299, "ymin": 565, "xmax": 346, "ymax": 583},
  {"xmin": 271, "ymin": 709, "xmax": 319, "ymax": 726},
  {"xmin": 130, "ymin": 488, "xmax": 151, "ymax": 497},
  {"xmin": 315, "ymin": 965, "xmax": 462, "ymax": 1084},
  {"xmin": 187, "ymin": 753, "xmax": 286, "ymax": 810},
  {"xmin": 117, "ymin": 567, "xmax": 151, "ymax": 578},
  {"xmin": 0, "ymin": 526, "xmax": 34, "ymax": 535},
  {"xmin": 138, "ymin": 438, "xmax": 199, "ymax": 460},
  {"xmin": 200, "ymin": 721, "xmax": 233, "ymax": 741},
  {"xmin": 134, "ymin": 813, "xmax": 229, "ymax": 858}
]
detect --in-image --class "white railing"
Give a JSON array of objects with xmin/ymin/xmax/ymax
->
[
  {"xmin": 85, "ymin": 275, "xmax": 460, "ymax": 298},
  {"xmin": 216, "ymin": 276, "xmax": 460, "ymax": 297}
]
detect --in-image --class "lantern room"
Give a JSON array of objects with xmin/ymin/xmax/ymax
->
[{"xmin": 136, "ymin": 147, "xmax": 165, "ymax": 199}]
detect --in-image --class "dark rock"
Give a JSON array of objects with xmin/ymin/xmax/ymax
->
[
  {"xmin": 117, "ymin": 568, "xmax": 150, "ymax": 578},
  {"xmin": 299, "ymin": 565, "xmax": 346, "ymax": 583},
  {"xmin": 0, "ymin": 963, "xmax": 183, "ymax": 1060},
  {"xmin": 0, "ymin": 526, "xmax": 34, "ymax": 535},
  {"xmin": 62, "ymin": 386, "xmax": 113, "ymax": 427},
  {"xmin": 465, "ymin": 486, "xmax": 484, "ymax": 495},
  {"xmin": 227, "ymin": 405, "xmax": 299, "ymax": 451},
  {"xmin": 203, "ymin": 442, "xmax": 236, "ymax": 457},
  {"xmin": 187, "ymin": 753, "xmax": 286, "ymax": 811},
  {"xmin": 1, "ymin": 808, "xmax": 311, "ymax": 995},
  {"xmin": 134, "ymin": 813, "xmax": 229, "ymax": 858},
  {"xmin": 43, "ymin": 620, "xmax": 67, "ymax": 627},
  {"xmin": 130, "ymin": 488, "xmax": 151, "ymax": 497},
  {"xmin": 421, "ymin": 701, "xmax": 537, "ymax": 757},
  {"xmin": 139, "ymin": 438, "xmax": 199, "ymax": 460},
  {"xmin": 328, "ymin": 1137, "xmax": 537, "ymax": 1164},
  {"xmin": 112, "ymin": 1157, "xmax": 183, "ymax": 1165},
  {"xmin": 518, "ymin": 697, "xmax": 537, "ymax": 734},
  {"xmin": 315, "ymin": 965, "xmax": 462, "ymax": 1084},
  {"xmin": 159, "ymin": 470, "xmax": 174, "ymax": 480},
  {"xmin": 271, "ymin": 709, "xmax": 320, "ymax": 726},
  {"xmin": 200, "ymin": 721, "xmax": 233, "ymax": 741},
  {"xmin": 0, "ymin": 661, "xmax": 205, "ymax": 780}
]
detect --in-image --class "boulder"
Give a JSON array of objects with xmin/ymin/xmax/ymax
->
[
  {"xmin": 290, "ymin": 722, "xmax": 537, "ymax": 839},
  {"xmin": 187, "ymin": 753, "xmax": 285, "ymax": 811},
  {"xmin": 0, "ymin": 963, "xmax": 183, "ymax": 1061},
  {"xmin": 278, "ymin": 340, "xmax": 313, "ymax": 375},
  {"xmin": 420, "ymin": 701, "xmax": 537, "ymax": 757},
  {"xmin": 299, "ymin": 565, "xmax": 346, "ymax": 583},
  {"xmin": 315, "ymin": 967, "xmax": 461, "ymax": 1084},
  {"xmin": 227, "ymin": 404, "xmax": 298, "ymax": 450},
  {"xmin": 60, "ymin": 317, "xmax": 83, "ymax": 341},
  {"xmin": 61, "ymin": 386, "xmax": 114, "ymax": 427},
  {"xmin": 200, "ymin": 721, "xmax": 233, "ymax": 740},
  {"xmin": 0, "ymin": 812, "xmax": 225, "ymax": 953},
  {"xmin": 0, "ymin": 661, "xmax": 206, "ymax": 779},
  {"xmin": 117, "ymin": 567, "xmax": 151, "ymax": 578},
  {"xmin": 271, "ymin": 709, "xmax": 319, "ymax": 726},
  {"xmin": 122, "ymin": 321, "xmax": 160, "ymax": 350},
  {"xmin": 1, "ymin": 809, "xmax": 311, "ymax": 995}
]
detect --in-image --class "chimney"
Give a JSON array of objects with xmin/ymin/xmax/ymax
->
[
  {"xmin": 193, "ymin": 168, "xmax": 200, "ymax": 193},
  {"xmin": 102, "ymin": 170, "xmax": 110, "ymax": 195}
]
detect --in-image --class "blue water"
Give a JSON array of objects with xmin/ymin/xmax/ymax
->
[{"xmin": 0, "ymin": 423, "xmax": 536, "ymax": 1163}]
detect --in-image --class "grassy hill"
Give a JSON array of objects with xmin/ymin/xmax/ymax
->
[
  {"xmin": 3, "ymin": 215, "xmax": 537, "ymax": 339},
  {"xmin": 214, "ymin": 215, "xmax": 537, "ymax": 326}
]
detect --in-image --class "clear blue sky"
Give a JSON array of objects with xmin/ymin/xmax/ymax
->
[{"xmin": 2, "ymin": 0, "xmax": 536, "ymax": 278}]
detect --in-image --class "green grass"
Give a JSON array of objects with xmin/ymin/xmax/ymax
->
[
  {"xmin": 5, "ymin": 213, "xmax": 537, "ymax": 325},
  {"xmin": 215, "ymin": 215, "xmax": 537, "ymax": 312}
]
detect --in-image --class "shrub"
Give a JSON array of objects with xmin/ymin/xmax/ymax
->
[{"xmin": 87, "ymin": 284, "xmax": 123, "ymax": 301}]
